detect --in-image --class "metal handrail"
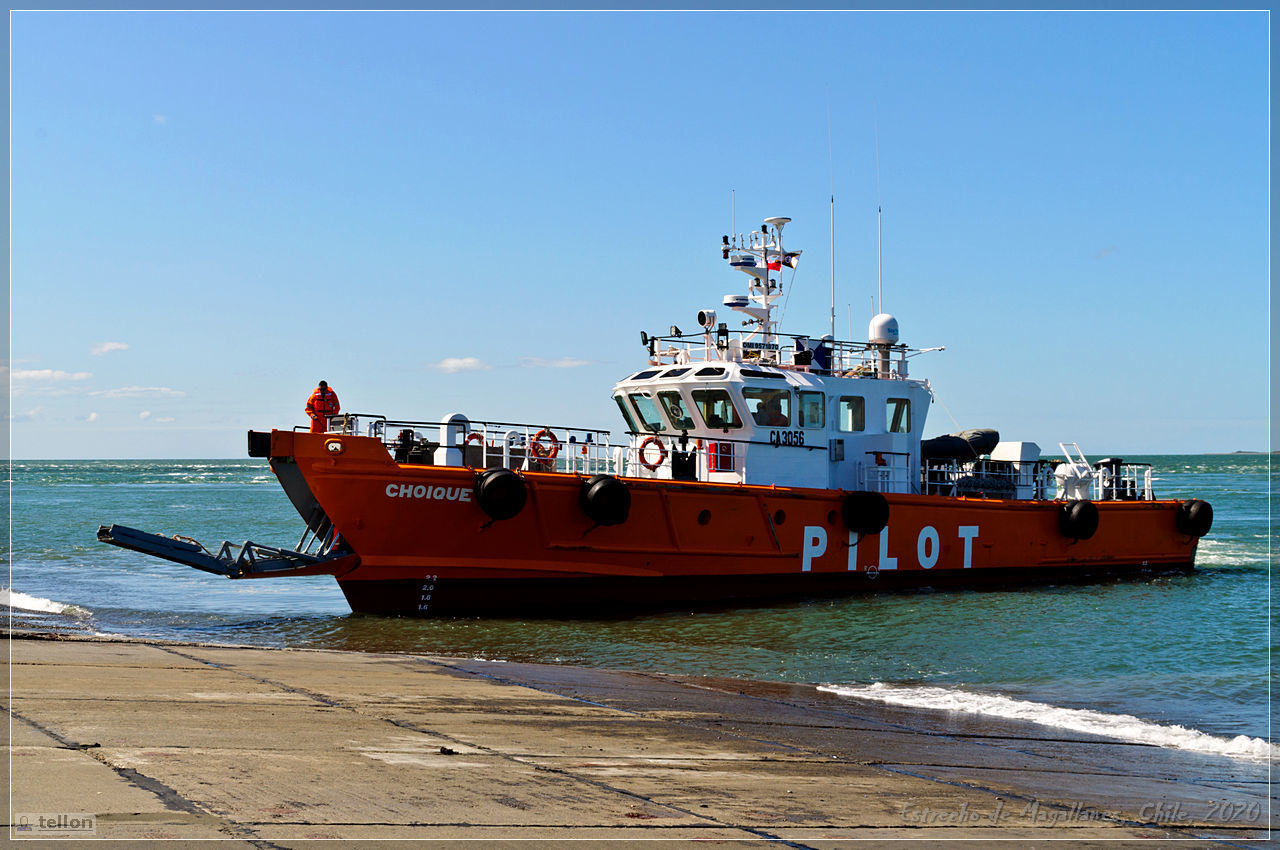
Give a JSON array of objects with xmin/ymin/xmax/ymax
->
[{"xmin": 639, "ymin": 328, "xmax": 929, "ymax": 379}]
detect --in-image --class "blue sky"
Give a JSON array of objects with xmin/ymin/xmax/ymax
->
[{"xmin": 9, "ymin": 11, "xmax": 1270, "ymax": 458}]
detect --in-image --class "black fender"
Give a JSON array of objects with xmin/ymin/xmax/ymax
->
[
  {"xmin": 842, "ymin": 491, "xmax": 890, "ymax": 536},
  {"xmin": 1058, "ymin": 499, "xmax": 1099, "ymax": 540},
  {"xmin": 579, "ymin": 474, "xmax": 631, "ymax": 527},
  {"xmin": 1176, "ymin": 499, "xmax": 1213, "ymax": 537},
  {"xmin": 473, "ymin": 468, "xmax": 527, "ymax": 521}
]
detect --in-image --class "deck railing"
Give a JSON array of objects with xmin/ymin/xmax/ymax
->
[
  {"xmin": 309, "ymin": 413, "xmax": 1154, "ymax": 501},
  {"xmin": 923, "ymin": 458, "xmax": 1056, "ymax": 500},
  {"xmin": 641, "ymin": 329, "xmax": 932, "ymax": 381}
]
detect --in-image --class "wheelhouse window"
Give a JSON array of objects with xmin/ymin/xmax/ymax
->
[
  {"xmin": 798, "ymin": 391, "xmax": 825, "ymax": 429},
  {"xmin": 628, "ymin": 393, "xmax": 667, "ymax": 433},
  {"xmin": 657, "ymin": 390, "xmax": 694, "ymax": 430},
  {"xmin": 613, "ymin": 396, "xmax": 639, "ymax": 432},
  {"xmin": 838, "ymin": 396, "xmax": 865, "ymax": 432},
  {"xmin": 690, "ymin": 389, "xmax": 743, "ymax": 430},
  {"xmin": 744, "ymin": 388, "xmax": 791, "ymax": 427},
  {"xmin": 887, "ymin": 398, "xmax": 911, "ymax": 433}
]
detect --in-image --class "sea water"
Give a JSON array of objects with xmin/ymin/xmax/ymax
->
[{"xmin": 6, "ymin": 455, "xmax": 1272, "ymax": 760}]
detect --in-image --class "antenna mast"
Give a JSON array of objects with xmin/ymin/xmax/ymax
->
[
  {"xmin": 827, "ymin": 87, "xmax": 836, "ymax": 339},
  {"xmin": 831, "ymin": 196, "xmax": 836, "ymax": 339},
  {"xmin": 874, "ymin": 108, "xmax": 883, "ymax": 315}
]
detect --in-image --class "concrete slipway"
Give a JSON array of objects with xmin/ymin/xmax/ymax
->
[{"xmin": 5, "ymin": 634, "xmax": 1273, "ymax": 848}]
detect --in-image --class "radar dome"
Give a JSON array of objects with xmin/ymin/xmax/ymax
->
[{"xmin": 868, "ymin": 313, "xmax": 900, "ymax": 345}]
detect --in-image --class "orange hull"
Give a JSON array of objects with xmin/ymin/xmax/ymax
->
[{"xmin": 265, "ymin": 431, "xmax": 1200, "ymax": 615}]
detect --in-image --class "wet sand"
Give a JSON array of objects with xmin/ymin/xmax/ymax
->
[{"xmin": 5, "ymin": 633, "xmax": 1273, "ymax": 847}]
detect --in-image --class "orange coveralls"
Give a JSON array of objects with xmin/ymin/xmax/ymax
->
[{"xmin": 305, "ymin": 386, "xmax": 341, "ymax": 433}]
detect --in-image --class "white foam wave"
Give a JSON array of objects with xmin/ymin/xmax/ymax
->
[
  {"xmin": 2, "ymin": 588, "xmax": 90, "ymax": 617},
  {"xmin": 819, "ymin": 682, "xmax": 1277, "ymax": 763}
]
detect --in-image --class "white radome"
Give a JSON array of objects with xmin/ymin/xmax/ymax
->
[{"xmin": 868, "ymin": 313, "xmax": 900, "ymax": 345}]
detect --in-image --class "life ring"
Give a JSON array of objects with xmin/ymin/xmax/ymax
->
[
  {"xmin": 639, "ymin": 436, "xmax": 667, "ymax": 471},
  {"xmin": 530, "ymin": 428, "xmax": 560, "ymax": 460},
  {"xmin": 464, "ymin": 432, "xmax": 485, "ymax": 446}
]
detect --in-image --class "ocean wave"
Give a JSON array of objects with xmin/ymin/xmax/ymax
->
[
  {"xmin": 818, "ymin": 682, "xmax": 1277, "ymax": 763},
  {"xmin": 2, "ymin": 588, "xmax": 91, "ymax": 617}
]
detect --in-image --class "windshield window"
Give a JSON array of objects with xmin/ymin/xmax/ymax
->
[
  {"xmin": 744, "ymin": 388, "xmax": 791, "ymax": 427},
  {"xmin": 838, "ymin": 396, "xmax": 865, "ymax": 432},
  {"xmin": 657, "ymin": 391, "xmax": 695, "ymax": 430},
  {"xmin": 690, "ymin": 389, "xmax": 742, "ymax": 430},
  {"xmin": 798, "ymin": 392, "xmax": 825, "ymax": 429},
  {"xmin": 628, "ymin": 393, "xmax": 667, "ymax": 433},
  {"xmin": 887, "ymin": 398, "xmax": 912, "ymax": 433},
  {"xmin": 613, "ymin": 396, "xmax": 639, "ymax": 432}
]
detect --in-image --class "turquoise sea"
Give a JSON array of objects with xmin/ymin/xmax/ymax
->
[{"xmin": 6, "ymin": 454, "xmax": 1272, "ymax": 758}]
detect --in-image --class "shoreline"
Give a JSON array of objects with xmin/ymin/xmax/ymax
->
[
  {"xmin": 6, "ymin": 632, "xmax": 1273, "ymax": 845},
  {"xmin": 8, "ymin": 613, "xmax": 1273, "ymax": 761}
]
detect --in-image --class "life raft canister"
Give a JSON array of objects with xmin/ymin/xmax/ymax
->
[
  {"xmin": 1057, "ymin": 499, "xmax": 1099, "ymax": 540},
  {"xmin": 579, "ymin": 474, "xmax": 631, "ymax": 527},
  {"xmin": 841, "ymin": 491, "xmax": 890, "ymax": 536},
  {"xmin": 1176, "ymin": 499, "xmax": 1213, "ymax": 537},
  {"xmin": 474, "ymin": 468, "xmax": 527, "ymax": 521}
]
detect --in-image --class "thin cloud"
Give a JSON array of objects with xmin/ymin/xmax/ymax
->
[
  {"xmin": 91, "ymin": 341, "xmax": 129, "ymax": 356},
  {"xmin": 13, "ymin": 369, "xmax": 92, "ymax": 382},
  {"xmin": 153, "ymin": 114, "xmax": 167, "ymax": 124},
  {"xmin": 139, "ymin": 410, "xmax": 152, "ymax": 420},
  {"xmin": 428, "ymin": 357, "xmax": 491, "ymax": 374},
  {"xmin": 89, "ymin": 386, "xmax": 185, "ymax": 399},
  {"xmin": 10, "ymin": 368, "xmax": 93, "ymax": 398},
  {"xmin": 8, "ymin": 408, "xmax": 40, "ymax": 423},
  {"xmin": 521, "ymin": 356, "xmax": 591, "ymax": 369},
  {"xmin": 156, "ymin": 416, "xmax": 175, "ymax": 423}
]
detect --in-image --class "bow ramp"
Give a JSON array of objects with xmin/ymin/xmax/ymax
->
[{"xmin": 96, "ymin": 524, "xmax": 354, "ymax": 579}]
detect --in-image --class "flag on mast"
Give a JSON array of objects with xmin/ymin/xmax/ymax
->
[{"xmin": 768, "ymin": 251, "xmax": 801, "ymax": 271}]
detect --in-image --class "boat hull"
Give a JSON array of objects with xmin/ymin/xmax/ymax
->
[
  {"xmin": 265, "ymin": 431, "xmax": 1203, "ymax": 616},
  {"xmin": 338, "ymin": 561, "xmax": 1192, "ymax": 616}
]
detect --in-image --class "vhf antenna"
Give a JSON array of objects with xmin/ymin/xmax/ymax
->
[
  {"xmin": 827, "ymin": 86, "xmax": 836, "ymax": 340},
  {"xmin": 874, "ymin": 104, "xmax": 883, "ymax": 315}
]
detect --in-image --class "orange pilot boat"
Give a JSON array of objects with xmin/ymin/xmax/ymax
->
[{"xmin": 99, "ymin": 215, "xmax": 1213, "ymax": 616}]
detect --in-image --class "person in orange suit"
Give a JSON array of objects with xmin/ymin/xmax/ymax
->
[{"xmin": 305, "ymin": 380, "xmax": 340, "ymax": 433}]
